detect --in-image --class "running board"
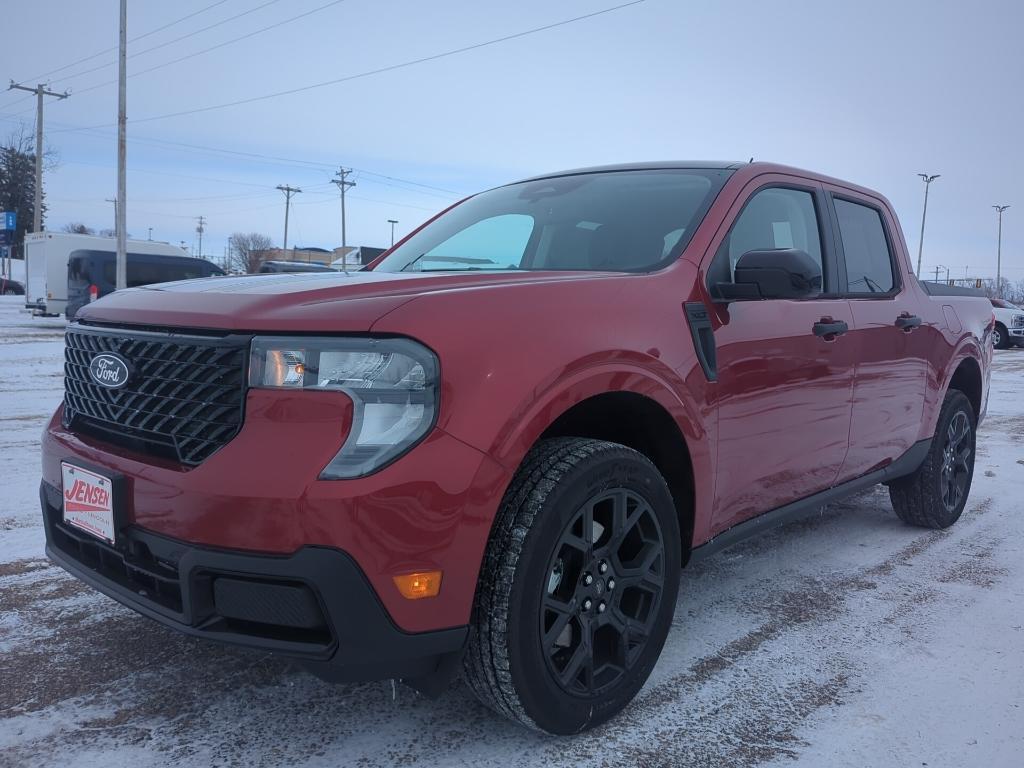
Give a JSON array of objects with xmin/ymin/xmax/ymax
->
[{"xmin": 689, "ymin": 438, "xmax": 932, "ymax": 564}]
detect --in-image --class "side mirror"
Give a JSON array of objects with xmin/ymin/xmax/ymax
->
[{"xmin": 713, "ymin": 248, "xmax": 821, "ymax": 302}]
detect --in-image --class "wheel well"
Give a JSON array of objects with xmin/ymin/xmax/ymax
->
[
  {"xmin": 948, "ymin": 357, "xmax": 982, "ymax": 418},
  {"xmin": 539, "ymin": 392, "xmax": 695, "ymax": 562}
]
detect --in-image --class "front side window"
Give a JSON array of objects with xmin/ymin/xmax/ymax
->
[
  {"xmin": 373, "ymin": 169, "xmax": 731, "ymax": 273},
  {"xmin": 833, "ymin": 198, "xmax": 895, "ymax": 294},
  {"xmin": 707, "ymin": 187, "xmax": 823, "ymax": 289}
]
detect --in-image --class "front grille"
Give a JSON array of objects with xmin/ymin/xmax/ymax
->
[
  {"xmin": 1013, "ymin": 314, "xmax": 1024, "ymax": 329},
  {"xmin": 63, "ymin": 325, "xmax": 249, "ymax": 465}
]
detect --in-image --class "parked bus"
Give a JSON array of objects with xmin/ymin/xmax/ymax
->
[
  {"xmin": 24, "ymin": 232, "xmax": 221, "ymax": 316},
  {"xmin": 67, "ymin": 249, "xmax": 224, "ymax": 318}
]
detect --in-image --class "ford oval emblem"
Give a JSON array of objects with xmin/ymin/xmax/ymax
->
[{"xmin": 88, "ymin": 353, "xmax": 131, "ymax": 389}]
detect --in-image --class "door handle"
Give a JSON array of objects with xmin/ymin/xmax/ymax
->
[
  {"xmin": 895, "ymin": 314, "xmax": 922, "ymax": 331},
  {"xmin": 812, "ymin": 319, "xmax": 849, "ymax": 338}
]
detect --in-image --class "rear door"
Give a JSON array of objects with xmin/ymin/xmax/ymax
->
[
  {"xmin": 824, "ymin": 189, "xmax": 929, "ymax": 480},
  {"xmin": 703, "ymin": 177, "xmax": 856, "ymax": 535}
]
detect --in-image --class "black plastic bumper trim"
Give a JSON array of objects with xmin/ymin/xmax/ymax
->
[{"xmin": 41, "ymin": 481, "xmax": 467, "ymax": 681}]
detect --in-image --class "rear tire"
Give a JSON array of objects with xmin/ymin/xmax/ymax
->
[
  {"xmin": 889, "ymin": 390, "xmax": 976, "ymax": 529},
  {"xmin": 463, "ymin": 437, "xmax": 680, "ymax": 734}
]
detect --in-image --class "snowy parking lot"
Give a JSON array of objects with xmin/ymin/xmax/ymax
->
[{"xmin": 1, "ymin": 294, "xmax": 1022, "ymax": 767}]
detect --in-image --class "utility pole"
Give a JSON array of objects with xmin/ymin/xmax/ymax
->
[
  {"xmin": 195, "ymin": 215, "xmax": 206, "ymax": 258},
  {"xmin": 993, "ymin": 204, "xmax": 1010, "ymax": 298},
  {"xmin": 915, "ymin": 173, "xmax": 940, "ymax": 277},
  {"xmin": 114, "ymin": 0, "xmax": 128, "ymax": 290},
  {"xmin": 147, "ymin": 227, "xmax": 152, "ymax": 241},
  {"xmin": 387, "ymin": 219, "xmax": 398, "ymax": 247},
  {"xmin": 932, "ymin": 265, "xmax": 942, "ymax": 283},
  {"xmin": 276, "ymin": 184, "xmax": 301, "ymax": 252},
  {"xmin": 7, "ymin": 81, "xmax": 69, "ymax": 232},
  {"xmin": 331, "ymin": 167, "xmax": 356, "ymax": 250}
]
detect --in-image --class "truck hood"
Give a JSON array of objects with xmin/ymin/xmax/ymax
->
[{"xmin": 75, "ymin": 270, "xmax": 618, "ymax": 332}]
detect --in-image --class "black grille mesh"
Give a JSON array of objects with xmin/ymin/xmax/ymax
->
[{"xmin": 63, "ymin": 326, "xmax": 248, "ymax": 465}]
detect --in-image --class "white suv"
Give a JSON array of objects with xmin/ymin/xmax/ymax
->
[{"xmin": 991, "ymin": 298, "xmax": 1024, "ymax": 349}]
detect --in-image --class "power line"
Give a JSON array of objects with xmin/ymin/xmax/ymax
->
[
  {"xmin": 14, "ymin": 0, "xmax": 232, "ymax": 84},
  {"xmin": 71, "ymin": 0, "xmax": 349, "ymax": 97},
  {"xmin": 51, "ymin": 0, "xmax": 286, "ymax": 86},
  {"xmin": 44, "ymin": 120, "xmax": 465, "ymax": 197},
  {"xmin": 59, "ymin": 1, "xmax": 646, "ymax": 128}
]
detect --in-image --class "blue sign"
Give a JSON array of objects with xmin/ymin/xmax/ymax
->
[
  {"xmin": 0, "ymin": 231, "xmax": 11, "ymax": 246},
  {"xmin": 2, "ymin": 212, "xmax": 15, "ymax": 230}
]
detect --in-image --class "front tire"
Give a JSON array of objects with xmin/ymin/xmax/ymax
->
[
  {"xmin": 464, "ymin": 437, "xmax": 680, "ymax": 734},
  {"xmin": 889, "ymin": 390, "xmax": 976, "ymax": 528}
]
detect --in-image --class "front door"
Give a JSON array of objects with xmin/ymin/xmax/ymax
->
[{"xmin": 702, "ymin": 182, "xmax": 856, "ymax": 536}]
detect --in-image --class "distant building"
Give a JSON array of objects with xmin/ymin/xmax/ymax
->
[
  {"xmin": 265, "ymin": 247, "xmax": 333, "ymax": 265},
  {"xmin": 331, "ymin": 245, "xmax": 386, "ymax": 269}
]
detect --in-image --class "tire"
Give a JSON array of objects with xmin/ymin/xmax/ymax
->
[
  {"xmin": 889, "ymin": 390, "xmax": 976, "ymax": 529},
  {"xmin": 463, "ymin": 437, "xmax": 681, "ymax": 734},
  {"xmin": 993, "ymin": 323, "xmax": 1009, "ymax": 349}
]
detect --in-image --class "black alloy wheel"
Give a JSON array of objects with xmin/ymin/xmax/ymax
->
[
  {"xmin": 939, "ymin": 410, "xmax": 972, "ymax": 513},
  {"xmin": 541, "ymin": 489, "xmax": 666, "ymax": 696}
]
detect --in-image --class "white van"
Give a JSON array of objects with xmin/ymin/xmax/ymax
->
[{"xmin": 25, "ymin": 232, "xmax": 189, "ymax": 316}]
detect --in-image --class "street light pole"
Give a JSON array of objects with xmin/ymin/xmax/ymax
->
[
  {"xmin": 916, "ymin": 173, "xmax": 940, "ymax": 278},
  {"xmin": 993, "ymin": 204, "xmax": 1010, "ymax": 297},
  {"xmin": 387, "ymin": 219, "xmax": 398, "ymax": 247}
]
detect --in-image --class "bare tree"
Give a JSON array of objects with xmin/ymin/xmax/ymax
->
[
  {"xmin": 981, "ymin": 277, "xmax": 1014, "ymax": 300},
  {"xmin": 61, "ymin": 222, "xmax": 95, "ymax": 235},
  {"xmin": 228, "ymin": 232, "xmax": 274, "ymax": 274},
  {"xmin": 1011, "ymin": 279, "xmax": 1024, "ymax": 306}
]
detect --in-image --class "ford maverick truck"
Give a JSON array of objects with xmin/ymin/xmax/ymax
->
[{"xmin": 41, "ymin": 161, "xmax": 992, "ymax": 733}]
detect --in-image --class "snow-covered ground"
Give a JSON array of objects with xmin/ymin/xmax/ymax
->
[{"xmin": 1, "ymin": 294, "xmax": 1022, "ymax": 767}]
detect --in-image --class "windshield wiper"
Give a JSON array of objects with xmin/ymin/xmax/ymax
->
[{"xmin": 401, "ymin": 254, "xmax": 500, "ymax": 272}]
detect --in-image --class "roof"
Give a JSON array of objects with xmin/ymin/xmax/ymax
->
[
  {"xmin": 509, "ymin": 161, "xmax": 888, "ymax": 203},
  {"xmin": 515, "ymin": 161, "xmax": 745, "ymax": 184}
]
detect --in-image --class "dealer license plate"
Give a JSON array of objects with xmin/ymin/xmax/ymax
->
[{"xmin": 61, "ymin": 462, "xmax": 116, "ymax": 544}]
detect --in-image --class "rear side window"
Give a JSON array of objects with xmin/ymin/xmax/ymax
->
[{"xmin": 834, "ymin": 199, "xmax": 895, "ymax": 294}]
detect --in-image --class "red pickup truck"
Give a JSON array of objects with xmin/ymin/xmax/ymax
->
[{"xmin": 41, "ymin": 161, "xmax": 992, "ymax": 734}]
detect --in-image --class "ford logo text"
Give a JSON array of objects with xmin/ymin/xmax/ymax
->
[{"xmin": 88, "ymin": 353, "xmax": 131, "ymax": 389}]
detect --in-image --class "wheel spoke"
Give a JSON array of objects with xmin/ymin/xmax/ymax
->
[
  {"xmin": 542, "ymin": 597, "xmax": 574, "ymax": 651},
  {"xmin": 559, "ymin": 627, "xmax": 593, "ymax": 689}
]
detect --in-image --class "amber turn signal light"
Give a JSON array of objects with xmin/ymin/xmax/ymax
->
[{"xmin": 393, "ymin": 570, "xmax": 442, "ymax": 599}]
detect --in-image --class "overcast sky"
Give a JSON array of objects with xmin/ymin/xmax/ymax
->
[{"xmin": 0, "ymin": 0, "xmax": 1020, "ymax": 279}]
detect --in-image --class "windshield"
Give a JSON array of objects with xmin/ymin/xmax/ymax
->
[{"xmin": 373, "ymin": 169, "xmax": 731, "ymax": 273}]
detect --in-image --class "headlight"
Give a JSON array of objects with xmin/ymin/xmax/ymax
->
[{"xmin": 249, "ymin": 336, "xmax": 439, "ymax": 478}]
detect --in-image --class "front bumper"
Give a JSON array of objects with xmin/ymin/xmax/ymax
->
[
  {"xmin": 42, "ymin": 393, "xmax": 510, "ymax": 634},
  {"xmin": 1009, "ymin": 327, "xmax": 1024, "ymax": 345},
  {"xmin": 41, "ymin": 481, "xmax": 467, "ymax": 681}
]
